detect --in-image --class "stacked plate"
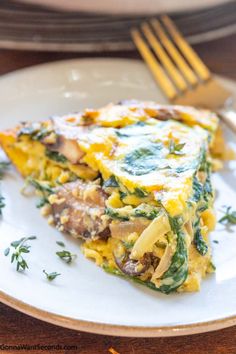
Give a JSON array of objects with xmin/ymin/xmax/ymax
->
[{"xmin": 1, "ymin": 0, "xmax": 236, "ymax": 52}]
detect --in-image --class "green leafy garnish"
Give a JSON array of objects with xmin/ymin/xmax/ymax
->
[
  {"xmin": 0, "ymin": 161, "xmax": 10, "ymax": 179},
  {"xmin": 4, "ymin": 247, "xmax": 10, "ymax": 256},
  {"xmin": 0, "ymin": 195, "xmax": 5, "ymax": 215},
  {"xmin": 43, "ymin": 270, "xmax": 61, "ymax": 281},
  {"xmin": 213, "ymin": 240, "xmax": 219, "ymax": 244},
  {"xmin": 45, "ymin": 149, "xmax": 67, "ymax": 163},
  {"xmin": 0, "ymin": 161, "xmax": 10, "ymax": 214},
  {"xmin": 168, "ymin": 140, "xmax": 185, "ymax": 156},
  {"xmin": 56, "ymin": 250, "xmax": 76, "ymax": 264},
  {"xmin": 4, "ymin": 236, "xmax": 37, "ymax": 271},
  {"xmin": 219, "ymin": 206, "xmax": 236, "ymax": 225},
  {"xmin": 56, "ymin": 241, "xmax": 66, "ymax": 248},
  {"xmin": 209, "ymin": 261, "xmax": 216, "ymax": 271}
]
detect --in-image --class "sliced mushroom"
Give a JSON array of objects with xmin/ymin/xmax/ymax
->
[
  {"xmin": 110, "ymin": 219, "xmax": 150, "ymax": 240},
  {"xmin": 114, "ymin": 252, "xmax": 151, "ymax": 276},
  {"xmin": 50, "ymin": 180, "xmax": 110, "ymax": 240},
  {"xmin": 44, "ymin": 135, "xmax": 84, "ymax": 164}
]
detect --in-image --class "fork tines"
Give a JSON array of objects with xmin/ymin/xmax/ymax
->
[{"xmin": 131, "ymin": 15, "xmax": 211, "ymax": 101}]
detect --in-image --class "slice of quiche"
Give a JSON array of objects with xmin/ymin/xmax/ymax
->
[{"xmin": 0, "ymin": 100, "xmax": 222, "ymax": 293}]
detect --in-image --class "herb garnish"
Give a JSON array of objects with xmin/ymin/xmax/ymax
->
[
  {"xmin": 0, "ymin": 161, "xmax": 10, "ymax": 214},
  {"xmin": 56, "ymin": 241, "xmax": 66, "ymax": 248},
  {"xmin": 168, "ymin": 139, "xmax": 185, "ymax": 156},
  {"xmin": 0, "ymin": 161, "xmax": 10, "ymax": 179},
  {"xmin": 0, "ymin": 195, "xmax": 5, "ymax": 215},
  {"xmin": 43, "ymin": 270, "xmax": 61, "ymax": 281},
  {"xmin": 56, "ymin": 250, "xmax": 76, "ymax": 264},
  {"xmin": 219, "ymin": 206, "xmax": 236, "ymax": 225},
  {"xmin": 4, "ymin": 236, "xmax": 37, "ymax": 271}
]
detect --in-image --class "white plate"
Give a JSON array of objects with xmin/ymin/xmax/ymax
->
[
  {"xmin": 20, "ymin": 0, "xmax": 228, "ymax": 15},
  {"xmin": 0, "ymin": 58, "xmax": 235, "ymax": 337}
]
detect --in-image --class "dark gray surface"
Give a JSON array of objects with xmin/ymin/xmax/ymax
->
[{"xmin": 0, "ymin": 0, "xmax": 236, "ymax": 52}]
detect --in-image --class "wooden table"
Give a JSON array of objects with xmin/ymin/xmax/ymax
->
[{"xmin": 0, "ymin": 34, "xmax": 236, "ymax": 354}]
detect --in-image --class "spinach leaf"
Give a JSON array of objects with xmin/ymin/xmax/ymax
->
[
  {"xmin": 115, "ymin": 121, "xmax": 148, "ymax": 138},
  {"xmin": 119, "ymin": 191, "xmax": 127, "ymax": 200},
  {"xmin": 192, "ymin": 175, "xmax": 203, "ymax": 203},
  {"xmin": 29, "ymin": 178, "xmax": 54, "ymax": 194},
  {"xmin": 133, "ymin": 187, "xmax": 148, "ymax": 198},
  {"xmin": 45, "ymin": 149, "xmax": 67, "ymax": 163},
  {"xmin": 103, "ymin": 229, "xmax": 188, "ymax": 294},
  {"xmin": 18, "ymin": 124, "xmax": 50, "ymax": 141},
  {"xmin": 158, "ymin": 230, "xmax": 188, "ymax": 294},
  {"xmin": 168, "ymin": 215, "xmax": 183, "ymax": 234},
  {"xmin": 122, "ymin": 142, "xmax": 165, "ymax": 176},
  {"xmin": 134, "ymin": 207, "xmax": 159, "ymax": 220},
  {"xmin": 105, "ymin": 207, "xmax": 129, "ymax": 221},
  {"xmin": 203, "ymin": 170, "xmax": 213, "ymax": 202},
  {"xmin": 194, "ymin": 227, "xmax": 208, "ymax": 256}
]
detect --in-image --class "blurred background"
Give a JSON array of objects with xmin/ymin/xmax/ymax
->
[{"xmin": 0, "ymin": 0, "xmax": 235, "ymax": 52}]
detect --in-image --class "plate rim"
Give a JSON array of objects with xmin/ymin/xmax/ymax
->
[
  {"xmin": 1, "ymin": 289, "xmax": 236, "ymax": 337},
  {"xmin": 0, "ymin": 57, "xmax": 236, "ymax": 337}
]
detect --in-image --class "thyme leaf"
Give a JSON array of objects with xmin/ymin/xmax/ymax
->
[
  {"xmin": 43, "ymin": 270, "xmax": 61, "ymax": 281},
  {"xmin": 219, "ymin": 206, "xmax": 236, "ymax": 225},
  {"xmin": 168, "ymin": 140, "xmax": 185, "ymax": 156},
  {"xmin": 56, "ymin": 241, "xmax": 66, "ymax": 248},
  {"xmin": 0, "ymin": 161, "xmax": 10, "ymax": 179},
  {"xmin": 56, "ymin": 250, "xmax": 76, "ymax": 264}
]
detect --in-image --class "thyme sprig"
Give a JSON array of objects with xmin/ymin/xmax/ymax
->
[
  {"xmin": 0, "ymin": 195, "xmax": 5, "ymax": 215},
  {"xmin": 4, "ymin": 236, "xmax": 37, "ymax": 271},
  {"xmin": 219, "ymin": 206, "xmax": 236, "ymax": 225},
  {"xmin": 56, "ymin": 250, "xmax": 76, "ymax": 264},
  {"xmin": 0, "ymin": 160, "xmax": 10, "ymax": 214},
  {"xmin": 56, "ymin": 241, "xmax": 66, "ymax": 248},
  {"xmin": 43, "ymin": 270, "xmax": 61, "ymax": 281},
  {"xmin": 168, "ymin": 139, "xmax": 185, "ymax": 156},
  {"xmin": 0, "ymin": 161, "xmax": 10, "ymax": 179}
]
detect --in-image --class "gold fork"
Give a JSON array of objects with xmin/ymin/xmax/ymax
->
[{"xmin": 131, "ymin": 15, "xmax": 236, "ymax": 133}]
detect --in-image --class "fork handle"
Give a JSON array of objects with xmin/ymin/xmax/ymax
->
[{"xmin": 218, "ymin": 108, "xmax": 236, "ymax": 134}]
